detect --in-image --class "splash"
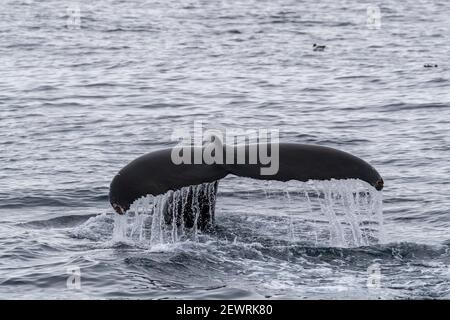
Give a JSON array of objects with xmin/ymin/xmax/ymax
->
[
  {"xmin": 112, "ymin": 182, "xmax": 218, "ymax": 246},
  {"xmin": 261, "ymin": 179, "xmax": 384, "ymax": 247},
  {"xmin": 112, "ymin": 179, "xmax": 383, "ymax": 248}
]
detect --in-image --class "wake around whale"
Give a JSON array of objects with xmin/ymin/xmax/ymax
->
[{"xmin": 109, "ymin": 143, "xmax": 383, "ymax": 230}]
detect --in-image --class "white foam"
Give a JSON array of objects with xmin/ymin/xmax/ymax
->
[{"xmin": 112, "ymin": 179, "xmax": 383, "ymax": 248}]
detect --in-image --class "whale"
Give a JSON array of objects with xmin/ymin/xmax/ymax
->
[{"xmin": 109, "ymin": 143, "xmax": 383, "ymax": 230}]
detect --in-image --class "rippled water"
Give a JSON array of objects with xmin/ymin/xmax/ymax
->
[{"xmin": 0, "ymin": 0, "xmax": 449, "ymax": 299}]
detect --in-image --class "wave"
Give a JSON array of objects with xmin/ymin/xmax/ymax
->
[
  {"xmin": 19, "ymin": 214, "xmax": 96, "ymax": 229},
  {"xmin": 0, "ymin": 188, "xmax": 109, "ymax": 209},
  {"xmin": 380, "ymin": 102, "xmax": 450, "ymax": 112}
]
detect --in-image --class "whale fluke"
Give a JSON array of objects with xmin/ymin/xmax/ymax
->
[{"xmin": 109, "ymin": 143, "xmax": 383, "ymax": 230}]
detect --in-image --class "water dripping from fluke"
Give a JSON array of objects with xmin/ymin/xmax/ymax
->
[
  {"xmin": 112, "ymin": 182, "xmax": 218, "ymax": 245},
  {"xmin": 112, "ymin": 178, "xmax": 383, "ymax": 249}
]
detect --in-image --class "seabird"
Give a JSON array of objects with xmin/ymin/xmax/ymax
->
[{"xmin": 313, "ymin": 43, "xmax": 326, "ymax": 52}]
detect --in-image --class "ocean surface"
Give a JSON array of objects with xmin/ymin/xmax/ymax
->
[{"xmin": 0, "ymin": 0, "xmax": 449, "ymax": 299}]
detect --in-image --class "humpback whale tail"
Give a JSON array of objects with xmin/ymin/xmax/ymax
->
[{"xmin": 109, "ymin": 143, "xmax": 383, "ymax": 230}]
